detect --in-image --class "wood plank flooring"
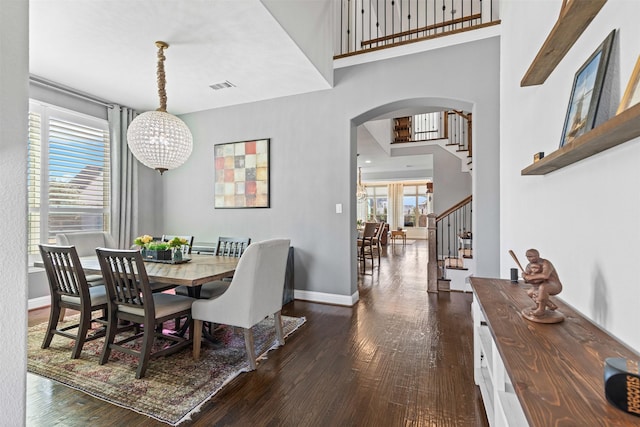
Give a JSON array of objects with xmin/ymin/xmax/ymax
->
[{"xmin": 27, "ymin": 240, "xmax": 488, "ymax": 426}]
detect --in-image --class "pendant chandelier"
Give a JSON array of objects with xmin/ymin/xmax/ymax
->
[
  {"xmin": 127, "ymin": 41, "xmax": 193, "ymax": 175},
  {"xmin": 356, "ymin": 167, "xmax": 367, "ymax": 202}
]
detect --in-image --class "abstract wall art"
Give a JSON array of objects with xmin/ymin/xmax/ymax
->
[{"xmin": 214, "ymin": 138, "xmax": 270, "ymax": 208}]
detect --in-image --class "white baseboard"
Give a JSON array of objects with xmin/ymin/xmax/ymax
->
[
  {"xmin": 31, "ymin": 290, "xmax": 361, "ymax": 309},
  {"xmin": 28, "ymin": 296, "xmax": 51, "ymax": 311},
  {"xmin": 294, "ymin": 289, "xmax": 359, "ymax": 306}
]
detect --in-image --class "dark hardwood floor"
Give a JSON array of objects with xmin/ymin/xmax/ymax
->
[{"xmin": 27, "ymin": 240, "xmax": 488, "ymax": 426}]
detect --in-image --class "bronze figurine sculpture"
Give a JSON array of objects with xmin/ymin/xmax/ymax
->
[{"xmin": 512, "ymin": 248, "xmax": 565, "ymax": 324}]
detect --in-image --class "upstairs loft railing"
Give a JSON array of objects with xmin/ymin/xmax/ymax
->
[
  {"xmin": 335, "ymin": 0, "xmax": 500, "ymax": 58},
  {"xmin": 392, "ymin": 110, "xmax": 472, "ymax": 157}
]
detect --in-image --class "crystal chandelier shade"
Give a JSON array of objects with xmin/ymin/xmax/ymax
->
[
  {"xmin": 127, "ymin": 110, "xmax": 193, "ymax": 172},
  {"xmin": 127, "ymin": 41, "xmax": 193, "ymax": 175}
]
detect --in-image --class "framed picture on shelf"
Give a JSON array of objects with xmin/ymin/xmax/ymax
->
[
  {"xmin": 616, "ymin": 55, "xmax": 640, "ymax": 114},
  {"xmin": 214, "ymin": 138, "xmax": 270, "ymax": 208},
  {"xmin": 559, "ymin": 30, "xmax": 615, "ymax": 148}
]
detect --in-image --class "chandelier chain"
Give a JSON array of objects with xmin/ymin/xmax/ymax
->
[{"xmin": 155, "ymin": 41, "xmax": 168, "ymax": 112}]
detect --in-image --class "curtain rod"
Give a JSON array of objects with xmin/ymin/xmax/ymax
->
[{"xmin": 29, "ymin": 75, "xmax": 115, "ymax": 108}]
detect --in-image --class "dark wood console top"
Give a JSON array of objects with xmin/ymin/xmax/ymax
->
[{"xmin": 471, "ymin": 277, "xmax": 640, "ymax": 426}]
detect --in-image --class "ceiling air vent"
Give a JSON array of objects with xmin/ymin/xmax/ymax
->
[{"xmin": 209, "ymin": 80, "xmax": 236, "ymax": 91}]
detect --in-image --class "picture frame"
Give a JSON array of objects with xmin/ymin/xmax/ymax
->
[
  {"xmin": 214, "ymin": 138, "xmax": 270, "ymax": 208},
  {"xmin": 616, "ymin": 55, "xmax": 640, "ymax": 114},
  {"xmin": 559, "ymin": 30, "xmax": 615, "ymax": 148}
]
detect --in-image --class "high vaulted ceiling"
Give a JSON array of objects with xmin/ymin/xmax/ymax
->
[{"xmin": 29, "ymin": 0, "xmax": 332, "ymax": 115}]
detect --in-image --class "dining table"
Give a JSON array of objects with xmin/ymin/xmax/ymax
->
[{"xmin": 37, "ymin": 253, "xmax": 240, "ymax": 299}]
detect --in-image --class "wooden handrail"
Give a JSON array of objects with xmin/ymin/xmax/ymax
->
[
  {"xmin": 361, "ymin": 13, "xmax": 482, "ymax": 47},
  {"xmin": 334, "ymin": 21, "xmax": 500, "ymax": 60},
  {"xmin": 436, "ymin": 195, "xmax": 472, "ymax": 222}
]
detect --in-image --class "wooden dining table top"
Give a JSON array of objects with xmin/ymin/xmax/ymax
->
[{"xmin": 76, "ymin": 254, "xmax": 239, "ymax": 287}]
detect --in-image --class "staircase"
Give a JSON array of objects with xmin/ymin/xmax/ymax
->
[
  {"xmin": 392, "ymin": 111, "xmax": 473, "ymax": 172},
  {"xmin": 433, "ymin": 195, "xmax": 473, "ymax": 292}
]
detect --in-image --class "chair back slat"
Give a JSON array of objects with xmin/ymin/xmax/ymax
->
[
  {"xmin": 96, "ymin": 248, "xmax": 153, "ymax": 312},
  {"xmin": 39, "ymin": 244, "xmax": 88, "ymax": 299},
  {"xmin": 216, "ymin": 237, "xmax": 251, "ymax": 257}
]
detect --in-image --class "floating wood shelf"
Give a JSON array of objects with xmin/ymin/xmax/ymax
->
[
  {"xmin": 521, "ymin": 0, "xmax": 607, "ymax": 87},
  {"xmin": 522, "ymin": 103, "xmax": 640, "ymax": 175}
]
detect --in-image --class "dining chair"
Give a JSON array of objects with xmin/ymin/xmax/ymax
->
[
  {"xmin": 371, "ymin": 222, "xmax": 386, "ymax": 266},
  {"xmin": 95, "ymin": 248, "xmax": 195, "ymax": 379},
  {"xmin": 39, "ymin": 244, "xmax": 109, "ymax": 359},
  {"xmin": 161, "ymin": 234, "xmax": 194, "ymax": 254},
  {"xmin": 175, "ymin": 236, "xmax": 251, "ymax": 299},
  {"xmin": 216, "ymin": 236, "xmax": 251, "ymax": 257},
  {"xmin": 141, "ymin": 234, "xmax": 197, "ymax": 294},
  {"xmin": 191, "ymin": 239, "xmax": 291, "ymax": 370},
  {"xmin": 357, "ymin": 222, "xmax": 377, "ymax": 274}
]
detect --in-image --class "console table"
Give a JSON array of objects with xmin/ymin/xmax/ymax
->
[{"xmin": 470, "ymin": 277, "xmax": 640, "ymax": 426}]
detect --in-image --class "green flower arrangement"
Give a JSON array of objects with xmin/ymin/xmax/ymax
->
[
  {"xmin": 133, "ymin": 234, "xmax": 154, "ymax": 248},
  {"xmin": 147, "ymin": 242, "xmax": 169, "ymax": 251},
  {"xmin": 167, "ymin": 237, "xmax": 188, "ymax": 249}
]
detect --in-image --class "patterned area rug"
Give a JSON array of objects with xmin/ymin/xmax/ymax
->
[{"xmin": 28, "ymin": 314, "xmax": 306, "ymax": 425}]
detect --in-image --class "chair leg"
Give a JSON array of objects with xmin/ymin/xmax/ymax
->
[
  {"xmin": 42, "ymin": 303, "xmax": 61, "ymax": 350},
  {"xmin": 136, "ymin": 324, "xmax": 155, "ymax": 379},
  {"xmin": 99, "ymin": 310, "xmax": 118, "ymax": 365},
  {"xmin": 274, "ymin": 311, "xmax": 284, "ymax": 346},
  {"xmin": 243, "ymin": 327, "xmax": 256, "ymax": 370},
  {"xmin": 58, "ymin": 308, "xmax": 67, "ymax": 322},
  {"xmin": 71, "ymin": 310, "xmax": 92, "ymax": 359},
  {"xmin": 193, "ymin": 319, "xmax": 203, "ymax": 360}
]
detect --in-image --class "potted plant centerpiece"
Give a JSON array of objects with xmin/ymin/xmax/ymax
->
[{"xmin": 134, "ymin": 235, "xmax": 172, "ymax": 261}]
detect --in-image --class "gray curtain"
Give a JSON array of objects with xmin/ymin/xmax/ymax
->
[{"xmin": 108, "ymin": 105, "xmax": 138, "ymax": 248}]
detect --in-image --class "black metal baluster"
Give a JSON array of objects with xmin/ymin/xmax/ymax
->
[
  {"xmin": 361, "ymin": 0, "xmax": 365, "ymax": 53},
  {"xmin": 376, "ymin": 0, "xmax": 380, "ymax": 46},
  {"xmin": 391, "ymin": 0, "xmax": 395, "ymax": 42}
]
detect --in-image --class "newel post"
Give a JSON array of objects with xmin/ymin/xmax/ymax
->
[{"xmin": 427, "ymin": 213, "xmax": 438, "ymax": 293}]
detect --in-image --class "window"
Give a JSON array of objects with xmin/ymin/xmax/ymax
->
[
  {"xmin": 403, "ymin": 184, "xmax": 428, "ymax": 227},
  {"xmin": 28, "ymin": 101, "xmax": 110, "ymax": 255},
  {"xmin": 364, "ymin": 186, "xmax": 388, "ymax": 222}
]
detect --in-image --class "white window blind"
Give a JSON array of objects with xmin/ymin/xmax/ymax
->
[{"xmin": 28, "ymin": 102, "xmax": 110, "ymax": 255}]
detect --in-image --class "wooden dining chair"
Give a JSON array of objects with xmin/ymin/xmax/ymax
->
[
  {"xmin": 141, "ymin": 234, "xmax": 196, "ymax": 294},
  {"xmin": 191, "ymin": 239, "xmax": 291, "ymax": 370},
  {"xmin": 357, "ymin": 222, "xmax": 377, "ymax": 274},
  {"xmin": 39, "ymin": 244, "xmax": 109, "ymax": 359},
  {"xmin": 371, "ymin": 222, "xmax": 386, "ymax": 266},
  {"xmin": 175, "ymin": 237, "xmax": 251, "ymax": 300},
  {"xmin": 216, "ymin": 236, "xmax": 251, "ymax": 257},
  {"xmin": 161, "ymin": 234, "xmax": 194, "ymax": 254},
  {"xmin": 95, "ymin": 248, "xmax": 195, "ymax": 379}
]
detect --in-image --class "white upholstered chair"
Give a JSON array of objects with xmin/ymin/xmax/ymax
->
[
  {"xmin": 191, "ymin": 238, "xmax": 291, "ymax": 370},
  {"xmin": 55, "ymin": 231, "xmax": 117, "ymax": 285},
  {"xmin": 56, "ymin": 231, "xmax": 117, "ymax": 256},
  {"xmin": 54, "ymin": 231, "xmax": 118, "ymax": 320}
]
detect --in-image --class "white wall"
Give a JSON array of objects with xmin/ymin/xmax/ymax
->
[
  {"xmin": 166, "ymin": 35, "xmax": 500, "ymax": 302},
  {"xmin": 500, "ymin": 0, "xmax": 640, "ymax": 350},
  {"xmin": 0, "ymin": 0, "xmax": 28, "ymax": 423}
]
